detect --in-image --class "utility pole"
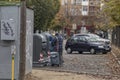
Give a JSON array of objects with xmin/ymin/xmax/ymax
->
[{"xmin": 19, "ymin": 0, "xmax": 26, "ymax": 80}]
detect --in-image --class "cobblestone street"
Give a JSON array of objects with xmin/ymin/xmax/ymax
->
[
  {"xmin": 58, "ymin": 52, "xmax": 112, "ymax": 76},
  {"xmin": 54, "ymin": 40, "xmax": 112, "ymax": 75}
]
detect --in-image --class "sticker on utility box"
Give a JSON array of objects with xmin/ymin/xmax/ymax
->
[
  {"xmin": 11, "ymin": 45, "xmax": 16, "ymax": 55},
  {"xmin": 0, "ymin": 20, "xmax": 16, "ymax": 40}
]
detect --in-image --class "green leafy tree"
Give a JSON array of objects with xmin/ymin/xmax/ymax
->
[
  {"xmin": 30, "ymin": 0, "xmax": 60, "ymax": 32},
  {"xmin": 102, "ymin": 0, "xmax": 120, "ymax": 47},
  {"xmin": 26, "ymin": 0, "xmax": 33, "ymax": 7},
  {"xmin": 94, "ymin": 0, "xmax": 120, "ymax": 30},
  {"xmin": 94, "ymin": 9, "xmax": 111, "ymax": 30},
  {"xmin": 104, "ymin": 0, "xmax": 120, "ymax": 26},
  {"xmin": 0, "ymin": 0, "xmax": 20, "ymax": 5}
]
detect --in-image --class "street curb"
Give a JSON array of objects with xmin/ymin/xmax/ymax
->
[{"xmin": 111, "ymin": 51, "xmax": 120, "ymax": 65}]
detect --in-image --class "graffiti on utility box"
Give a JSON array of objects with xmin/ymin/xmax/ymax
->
[{"xmin": 0, "ymin": 20, "xmax": 16, "ymax": 40}]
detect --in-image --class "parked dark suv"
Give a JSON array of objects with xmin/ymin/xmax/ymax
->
[{"xmin": 65, "ymin": 35, "xmax": 111, "ymax": 54}]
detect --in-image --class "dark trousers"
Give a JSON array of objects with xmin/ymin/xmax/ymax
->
[{"xmin": 59, "ymin": 49, "xmax": 63, "ymax": 65}]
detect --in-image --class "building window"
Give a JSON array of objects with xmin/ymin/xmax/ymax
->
[
  {"xmin": 76, "ymin": 0, "xmax": 82, "ymax": 4},
  {"xmin": 83, "ymin": 6, "xmax": 88, "ymax": 11}
]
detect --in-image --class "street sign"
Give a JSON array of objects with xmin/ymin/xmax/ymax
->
[{"xmin": 0, "ymin": 0, "xmax": 20, "ymax": 6}]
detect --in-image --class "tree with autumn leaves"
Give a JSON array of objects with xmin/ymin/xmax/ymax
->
[
  {"xmin": 103, "ymin": 0, "xmax": 120, "ymax": 47},
  {"xmin": 49, "ymin": 10, "xmax": 66, "ymax": 31},
  {"xmin": 95, "ymin": 0, "xmax": 120, "ymax": 30}
]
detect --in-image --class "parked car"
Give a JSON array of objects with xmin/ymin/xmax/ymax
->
[
  {"xmin": 74, "ymin": 33, "xmax": 111, "ymax": 47},
  {"xmin": 65, "ymin": 35, "xmax": 111, "ymax": 54}
]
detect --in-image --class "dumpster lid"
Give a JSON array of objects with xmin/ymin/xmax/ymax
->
[
  {"xmin": 34, "ymin": 33, "xmax": 47, "ymax": 42},
  {"xmin": 39, "ymin": 34, "xmax": 47, "ymax": 42}
]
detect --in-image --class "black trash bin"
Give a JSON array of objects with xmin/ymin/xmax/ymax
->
[
  {"xmin": 50, "ymin": 52, "xmax": 60, "ymax": 66},
  {"xmin": 33, "ymin": 33, "xmax": 50, "ymax": 67}
]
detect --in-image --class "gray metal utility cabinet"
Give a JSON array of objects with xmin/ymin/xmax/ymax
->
[{"xmin": 0, "ymin": 5, "xmax": 34, "ymax": 80}]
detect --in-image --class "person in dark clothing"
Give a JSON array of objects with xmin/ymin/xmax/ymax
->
[
  {"xmin": 51, "ymin": 35, "xmax": 58, "ymax": 51},
  {"xmin": 55, "ymin": 33, "xmax": 63, "ymax": 65}
]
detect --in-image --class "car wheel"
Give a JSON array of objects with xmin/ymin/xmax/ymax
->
[
  {"xmin": 90, "ymin": 48, "xmax": 96, "ymax": 54},
  {"xmin": 66, "ymin": 48, "xmax": 72, "ymax": 54},
  {"xmin": 78, "ymin": 51, "xmax": 83, "ymax": 54}
]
